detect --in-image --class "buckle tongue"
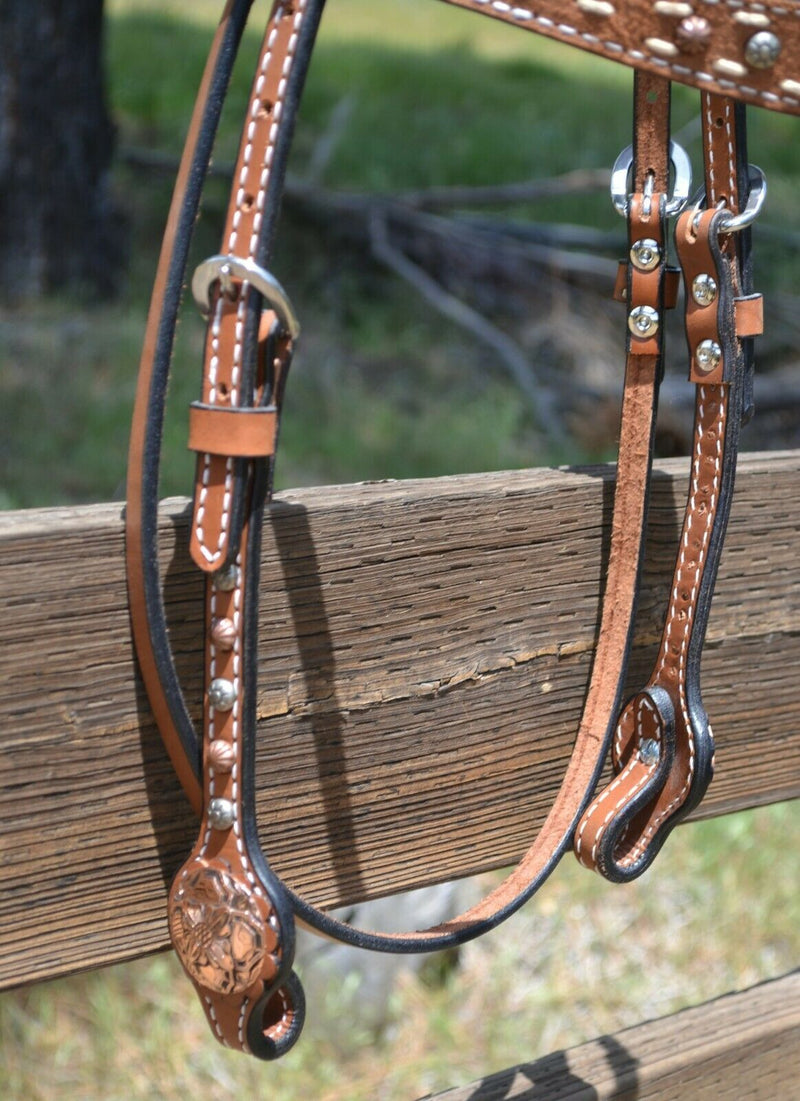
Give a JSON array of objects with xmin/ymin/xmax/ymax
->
[
  {"xmin": 192, "ymin": 254, "xmax": 300, "ymax": 339},
  {"xmin": 611, "ymin": 140, "xmax": 692, "ymax": 218}
]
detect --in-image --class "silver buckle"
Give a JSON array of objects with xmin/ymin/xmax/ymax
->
[
  {"xmin": 191, "ymin": 254, "xmax": 300, "ymax": 340},
  {"xmin": 717, "ymin": 165, "xmax": 767, "ymax": 233},
  {"xmin": 610, "ymin": 141, "xmax": 692, "ymax": 219},
  {"xmin": 686, "ymin": 165, "xmax": 767, "ymax": 234}
]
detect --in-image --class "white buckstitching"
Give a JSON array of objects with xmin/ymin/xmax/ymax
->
[
  {"xmin": 238, "ymin": 999, "xmax": 250, "ymax": 1050},
  {"xmin": 195, "ymin": 2, "xmax": 308, "ymax": 1052},
  {"xmin": 195, "ymin": 1, "xmax": 304, "ymax": 562},
  {"xmin": 628, "ymin": 388, "xmax": 726, "ymax": 861},
  {"xmin": 204, "ymin": 996, "xmax": 228, "ymax": 1044},
  {"xmin": 622, "ymin": 106, "xmax": 737, "ymax": 862},
  {"xmin": 575, "ymin": 696, "xmax": 659, "ymax": 866},
  {"xmin": 625, "ymin": 108, "xmax": 736, "ymax": 861},
  {"xmin": 461, "ymin": 0, "xmax": 800, "ymax": 109}
]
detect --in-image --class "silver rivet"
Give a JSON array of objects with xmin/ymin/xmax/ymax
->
[
  {"xmin": 744, "ymin": 31, "xmax": 781, "ymax": 70},
  {"xmin": 213, "ymin": 563, "xmax": 239, "ymax": 591},
  {"xmin": 696, "ymin": 339, "xmax": 722, "ymax": 373},
  {"xmin": 628, "ymin": 305, "xmax": 659, "ymax": 339},
  {"xmin": 207, "ymin": 797, "xmax": 235, "ymax": 830},
  {"xmin": 692, "ymin": 274, "xmax": 717, "ymax": 307},
  {"xmin": 209, "ymin": 677, "xmax": 236, "ymax": 710},
  {"xmin": 211, "ymin": 617, "xmax": 237, "ymax": 651},
  {"xmin": 630, "ymin": 238, "xmax": 661, "ymax": 272},
  {"xmin": 638, "ymin": 739, "xmax": 661, "ymax": 767}
]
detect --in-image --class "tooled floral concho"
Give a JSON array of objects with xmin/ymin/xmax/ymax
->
[{"xmin": 168, "ymin": 860, "xmax": 280, "ymax": 995}]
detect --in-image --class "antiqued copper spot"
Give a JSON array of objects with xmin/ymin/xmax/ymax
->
[
  {"xmin": 208, "ymin": 739, "xmax": 236, "ymax": 773},
  {"xmin": 169, "ymin": 861, "xmax": 270, "ymax": 995},
  {"xmin": 211, "ymin": 616, "xmax": 237, "ymax": 651},
  {"xmin": 676, "ymin": 15, "xmax": 711, "ymax": 52}
]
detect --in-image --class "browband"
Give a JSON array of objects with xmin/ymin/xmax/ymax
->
[{"xmin": 126, "ymin": 0, "xmax": 769, "ymax": 1059}]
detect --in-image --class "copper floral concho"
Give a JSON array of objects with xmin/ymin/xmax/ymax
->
[{"xmin": 168, "ymin": 859, "xmax": 281, "ymax": 995}]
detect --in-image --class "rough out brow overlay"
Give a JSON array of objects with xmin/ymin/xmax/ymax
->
[{"xmin": 452, "ymin": 0, "xmax": 800, "ymax": 112}]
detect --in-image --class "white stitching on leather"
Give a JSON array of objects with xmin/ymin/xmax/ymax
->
[
  {"xmin": 463, "ymin": 0, "xmax": 800, "ymax": 109},
  {"xmin": 631, "ymin": 387, "xmax": 725, "ymax": 859},
  {"xmin": 196, "ymin": 3, "xmax": 308, "ymax": 1050},
  {"xmin": 204, "ymin": 996, "xmax": 228, "ymax": 1044},
  {"xmin": 623, "ymin": 109, "xmax": 736, "ymax": 861},
  {"xmin": 238, "ymin": 999, "xmax": 250, "ymax": 1050},
  {"xmin": 195, "ymin": 303, "xmax": 234, "ymax": 564},
  {"xmin": 704, "ymin": 96, "xmax": 736, "ymax": 202},
  {"xmin": 195, "ymin": 2, "xmax": 304, "ymax": 562},
  {"xmin": 575, "ymin": 695, "xmax": 658, "ymax": 866},
  {"xmin": 201, "ymin": 566, "xmax": 266, "ymax": 901}
]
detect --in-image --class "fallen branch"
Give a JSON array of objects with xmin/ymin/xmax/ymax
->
[{"xmin": 368, "ymin": 208, "xmax": 568, "ymax": 446}]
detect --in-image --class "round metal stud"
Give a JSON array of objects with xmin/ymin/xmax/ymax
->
[
  {"xmin": 208, "ymin": 739, "xmax": 237, "ymax": 773},
  {"xmin": 695, "ymin": 339, "xmax": 723, "ymax": 374},
  {"xmin": 208, "ymin": 677, "xmax": 236, "ymax": 711},
  {"xmin": 638, "ymin": 739, "xmax": 661, "ymax": 767},
  {"xmin": 630, "ymin": 238, "xmax": 661, "ymax": 272},
  {"xmin": 744, "ymin": 31, "xmax": 781, "ymax": 70},
  {"xmin": 207, "ymin": 797, "xmax": 236, "ymax": 831},
  {"xmin": 213, "ymin": 563, "xmax": 239, "ymax": 592},
  {"xmin": 628, "ymin": 305, "xmax": 660, "ymax": 339},
  {"xmin": 211, "ymin": 617, "xmax": 237, "ymax": 651},
  {"xmin": 691, "ymin": 273, "xmax": 718, "ymax": 307}
]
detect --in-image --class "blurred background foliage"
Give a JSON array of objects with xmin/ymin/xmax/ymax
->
[
  {"xmin": 3, "ymin": 0, "xmax": 800, "ymax": 508},
  {"xmin": 0, "ymin": 1, "xmax": 798, "ymax": 1097}
]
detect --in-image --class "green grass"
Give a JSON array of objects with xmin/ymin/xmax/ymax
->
[
  {"xmin": 4, "ymin": 1, "xmax": 800, "ymax": 506},
  {"xmin": 1, "ymin": 803, "xmax": 797, "ymax": 1099}
]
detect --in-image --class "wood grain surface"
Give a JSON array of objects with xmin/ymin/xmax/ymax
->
[
  {"xmin": 422, "ymin": 971, "xmax": 800, "ymax": 1100},
  {"xmin": 1, "ymin": 453, "xmax": 799, "ymax": 987}
]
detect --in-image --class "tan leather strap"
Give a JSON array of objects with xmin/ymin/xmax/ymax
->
[
  {"xmin": 575, "ymin": 91, "xmax": 763, "ymax": 879},
  {"xmin": 126, "ymin": 0, "xmax": 252, "ymax": 819},
  {"xmin": 188, "ymin": 403, "xmax": 278, "ymax": 458},
  {"xmin": 125, "ymin": 0, "xmax": 755, "ymax": 1061},
  {"xmin": 129, "ymin": 46, "xmax": 673, "ymax": 1057}
]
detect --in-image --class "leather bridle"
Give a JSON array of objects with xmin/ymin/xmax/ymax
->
[{"xmin": 126, "ymin": 0, "xmax": 783, "ymax": 1060}]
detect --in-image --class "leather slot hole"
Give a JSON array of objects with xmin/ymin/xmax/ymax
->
[{"xmin": 260, "ymin": 988, "xmax": 290, "ymax": 1037}]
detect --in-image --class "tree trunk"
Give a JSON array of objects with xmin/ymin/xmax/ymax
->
[{"xmin": 0, "ymin": 0, "xmax": 122, "ymax": 299}]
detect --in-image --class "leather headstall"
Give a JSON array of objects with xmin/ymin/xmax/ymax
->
[{"xmin": 126, "ymin": 0, "xmax": 791, "ymax": 1060}]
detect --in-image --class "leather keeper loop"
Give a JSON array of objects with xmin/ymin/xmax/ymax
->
[
  {"xmin": 614, "ymin": 263, "xmax": 680, "ymax": 309},
  {"xmin": 188, "ymin": 402, "xmax": 278, "ymax": 458},
  {"xmin": 735, "ymin": 294, "xmax": 764, "ymax": 338}
]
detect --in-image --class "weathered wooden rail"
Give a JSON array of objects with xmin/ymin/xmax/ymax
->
[{"xmin": 1, "ymin": 452, "xmax": 798, "ymax": 1095}]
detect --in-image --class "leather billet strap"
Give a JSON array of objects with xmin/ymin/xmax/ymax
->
[{"xmin": 575, "ymin": 92, "xmax": 763, "ymax": 879}]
